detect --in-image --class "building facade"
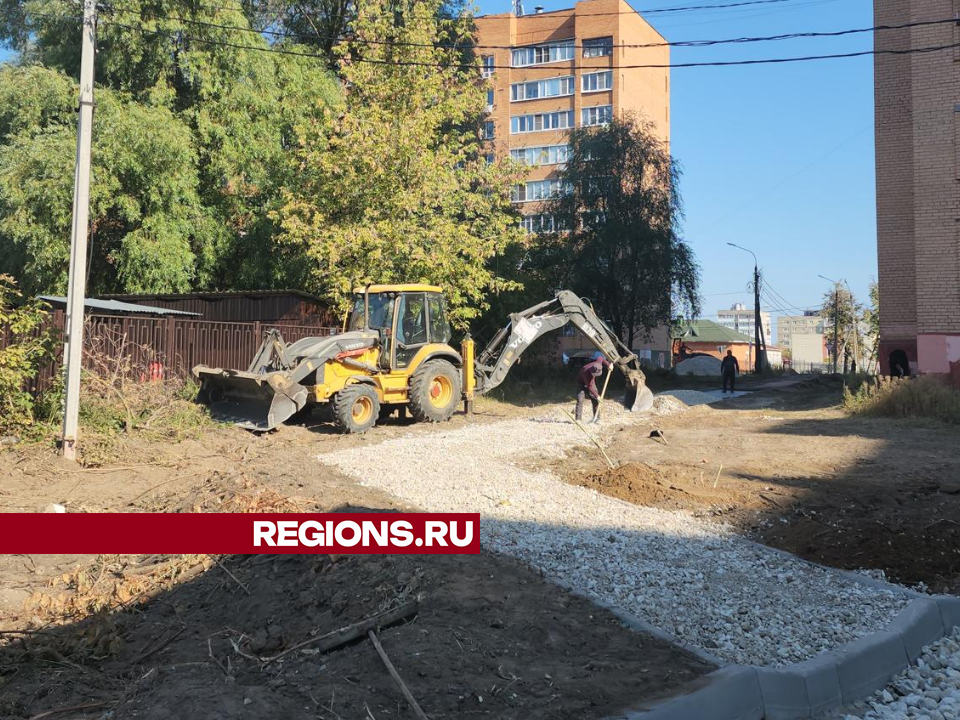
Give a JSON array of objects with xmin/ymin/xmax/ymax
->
[
  {"xmin": 776, "ymin": 311, "xmax": 823, "ymax": 352},
  {"xmin": 716, "ymin": 303, "xmax": 772, "ymax": 346},
  {"xmin": 475, "ymin": 0, "xmax": 670, "ymax": 230},
  {"xmin": 875, "ymin": 0, "xmax": 960, "ymax": 380}
]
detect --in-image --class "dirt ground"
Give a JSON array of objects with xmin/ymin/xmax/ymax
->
[
  {"xmin": 554, "ymin": 376, "xmax": 960, "ymax": 595},
  {"xmin": 0, "ymin": 398, "xmax": 712, "ymax": 720}
]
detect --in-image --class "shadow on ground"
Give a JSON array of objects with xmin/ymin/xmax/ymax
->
[{"xmin": 0, "ymin": 519, "xmax": 712, "ymax": 720}]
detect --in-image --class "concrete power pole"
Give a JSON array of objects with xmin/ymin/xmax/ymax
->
[
  {"xmin": 832, "ymin": 284, "xmax": 840, "ymax": 374},
  {"xmin": 727, "ymin": 243, "xmax": 762, "ymax": 374},
  {"xmin": 60, "ymin": 0, "xmax": 97, "ymax": 461},
  {"xmin": 844, "ymin": 279, "xmax": 859, "ymax": 373}
]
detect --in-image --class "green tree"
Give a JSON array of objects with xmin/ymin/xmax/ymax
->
[
  {"xmin": 272, "ymin": 0, "xmax": 524, "ymax": 326},
  {"xmin": 821, "ymin": 283, "xmax": 864, "ymax": 374},
  {"xmin": 0, "ymin": 275, "xmax": 54, "ymax": 433},
  {"xmin": 0, "ymin": 1, "xmax": 340, "ymax": 294},
  {"xmin": 545, "ymin": 115, "xmax": 699, "ymax": 346}
]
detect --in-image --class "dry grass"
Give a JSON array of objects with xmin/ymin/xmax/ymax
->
[{"xmin": 843, "ymin": 375, "xmax": 960, "ymax": 425}]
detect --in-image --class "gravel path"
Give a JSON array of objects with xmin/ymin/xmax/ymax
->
[
  {"xmin": 831, "ymin": 628, "xmax": 960, "ymax": 720},
  {"xmin": 319, "ymin": 398, "xmax": 910, "ymax": 667}
]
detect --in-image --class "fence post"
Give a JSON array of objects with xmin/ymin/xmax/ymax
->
[{"xmin": 165, "ymin": 317, "xmax": 176, "ymax": 376}]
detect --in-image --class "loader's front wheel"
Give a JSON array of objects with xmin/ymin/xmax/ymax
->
[
  {"xmin": 332, "ymin": 384, "xmax": 380, "ymax": 434},
  {"xmin": 409, "ymin": 359, "xmax": 461, "ymax": 423}
]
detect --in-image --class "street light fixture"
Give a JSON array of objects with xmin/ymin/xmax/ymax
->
[{"xmin": 727, "ymin": 242, "xmax": 764, "ymax": 373}]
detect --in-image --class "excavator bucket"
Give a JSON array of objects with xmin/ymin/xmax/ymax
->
[
  {"xmin": 195, "ymin": 367, "xmax": 308, "ymax": 431},
  {"xmin": 623, "ymin": 370, "xmax": 655, "ymax": 413}
]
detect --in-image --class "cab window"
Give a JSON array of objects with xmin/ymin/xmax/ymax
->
[
  {"xmin": 395, "ymin": 293, "xmax": 428, "ymax": 367},
  {"xmin": 427, "ymin": 293, "xmax": 451, "ymax": 344},
  {"xmin": 347, "ymin": 293, "xmax": 395, "ymax": 331}
]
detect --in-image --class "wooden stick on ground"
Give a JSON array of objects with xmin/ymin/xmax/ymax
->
[
  {"xmin": 713, "ymin": 463, "xmax": 724, "ymax": 490},
  {"xmin": 262, "ymin": 601, "xmax": 418, "ymax": 665},
  {"xmin": 561, "ymin": 409, "xmax": 615, "ymax": 469},
  {"xmin": 29, "ymin": 701, "xmax": 109, "ymax": 720},
  {"xmin": 367, "ymin": 630, "xmax": 430, "ymax": 720}
]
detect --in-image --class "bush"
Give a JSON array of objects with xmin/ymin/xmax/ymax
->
[
  {"xmin": 0, "ymin": 275, "xmax": 54, "ymax": 434},
  {"xmin": 843, "ymin": 375, "xmax": 960, "ymax": 425}
]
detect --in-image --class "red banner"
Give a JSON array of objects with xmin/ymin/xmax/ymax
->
[{"xmin": 0, "ymin": 513, "xmax": 481, "ymax": 554}]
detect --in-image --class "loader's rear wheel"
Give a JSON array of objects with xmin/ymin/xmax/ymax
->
[
  {"xmin": 333, "ymin": 384, "xmax": 380, "ymax": 434},
  {"xmin": 409, "ymin": 359, "xmax": 461, "ymax": 423}
]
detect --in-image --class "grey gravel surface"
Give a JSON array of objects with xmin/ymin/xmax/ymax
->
[
  {"xmin": 830, "ymin": 628, "xmax": 960, "ymax": 720},
  {"xmin": 319, "ymin": 397, "xmax": 911, "ymax": 668}
]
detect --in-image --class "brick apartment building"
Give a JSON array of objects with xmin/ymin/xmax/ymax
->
[
  {"xmin": 475, "ymin": 0, "xmax": 669, "ymax": 232},
  {"xmin": 874, "ymin": 0, "xmax": 960, "ymax": 380}
]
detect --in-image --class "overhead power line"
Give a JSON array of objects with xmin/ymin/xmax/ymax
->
[
  {"xmin": 178, "ymin": 0, "xmax": 818, "ymax": 19},
  {"xmin": 94, "ymin": 5, "xmax": 960, "ymax": 53},
  {"xmin": 91, "ymin": 14, "xmax": 960, "ymax": 71}
]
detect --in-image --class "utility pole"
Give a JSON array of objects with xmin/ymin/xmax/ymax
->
[
  {"xmin": 728, "ymin": 242, "xmax": 763, "ymax": 374},
  {"xmin": 844, "ymin": 279, "xmax": 859, "ymax": 373},
  {"xmin": 60, "ymin": 0, "xmax": 97, "ymax": 461},
  {"xmin": 819, "ymin": 275, "xmax": 840, "ymax": 374}
]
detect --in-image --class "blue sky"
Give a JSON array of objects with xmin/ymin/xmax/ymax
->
[{"xmin": 478, "ymin": 0, "xmax": 877, "ymax": 331}]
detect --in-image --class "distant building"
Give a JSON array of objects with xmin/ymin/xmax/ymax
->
[
  {"xmin": 875, "ymin": 0, "xmax": 960, "ymax": 380},
  {"xmin": 777, "ymin": 311, "xmax": 823, "ymax": 352},
  {"xmin": 560, "ymin": 324, "xmax": 671, "ymax": 369},
  {"xmin": 672, "ymin": 319, "xmax": 782, "ymax": 370},
  {"xmin": 790, "ymin": 333, "xmax": 828, "ymax": 370},
  {"xmin": 716, "ymin": 303, "xmax": 772, "ymax": 344},
  {"xmin": 475, "ymin": 0, "xmax": 670, "ymax": 234}
]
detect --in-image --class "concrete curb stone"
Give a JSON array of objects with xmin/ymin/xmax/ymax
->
[{"xmin": 605, "ymin": 595, "xmax": 960, "ymax": 720}]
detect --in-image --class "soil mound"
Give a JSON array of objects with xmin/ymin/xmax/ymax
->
[{"xmin": 581, "ymin": 462, "xmax": 695, "ymax": 507}]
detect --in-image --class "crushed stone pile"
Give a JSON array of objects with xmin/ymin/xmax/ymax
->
[
  {"xmin": 674, "ymin": 355, "xmax": 722, "ymax": 376},
  {"xmin": 657, "ymin": 389, "xmax": 722, "ymax": 407},
  {"xmin": 651, "ymin": 394, "xmax": 688, "ymax": 416},
  {"xmin": 835, "ymin": 627, "xmax": 960, "ymax": 720},
  {"xmin": 319, "ymin": 403, "xmax": 910, "ymax": 668}
]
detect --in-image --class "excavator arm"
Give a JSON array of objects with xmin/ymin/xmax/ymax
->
[{"xmin": 472, "ymin": 290, "xmax": 654, "ymax": 412}]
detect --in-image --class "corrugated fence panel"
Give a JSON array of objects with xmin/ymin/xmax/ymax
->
[{"xmin": 1, "ymin": 313, "xmax": 340, "ymax": 390}]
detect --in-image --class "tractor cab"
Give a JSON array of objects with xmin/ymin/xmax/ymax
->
[{"xmin": 348, "ymin": 285, "xmax": 453, "ymax": 370}]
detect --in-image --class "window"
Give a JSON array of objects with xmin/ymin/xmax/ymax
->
[
  {"xmin": 481, "ymin": 55, "xmax": 495, "ymax": 78},
  {"xmin": 427, "ymin": 293, "xmax": 451, "ymax": 344},
  {"xmin": 511, "ymin": 39, "xmax": 575, "ymax": 67},
  {"xmin": 510, "ymin": 144, "xmax": 570, "ymax": 166},
  {"xmin": 511, "ymin": 75, "xmax": 575, "ymax": 101},
  {"xmin": 510, "ymin": 110, "xmax": 575, "ymax": 134},
  {"xmin": 581, "ymin": 70, "xmax": 612, "ymax": 93},
  {"xmin": 396, "ymin": 293, "xmax": 427, "ymax": 368},
  {"xmin": 486, "ymin": 88, "xmax": 495, "ymax": 109},
  {"xmin": 484, "ymin": 120, "xmax": 495, "ymax": 139},
  {"xmin": 484, "ymin": 152, "xmax": 496, "ymax": 164},
  {"xmin": 581, "ymin": 105, "xmax": 612, "ymax": 127},
  {"xmin": 520, "ymin": 214, "xmax": 563, "ymax": 233},
  {"xmin": 582, "ymin": 37, "xmax": 613, "ymax": 58},
  {"xmin": 511, "ymin": 179, "xmax": 570, "ymax": 202}
]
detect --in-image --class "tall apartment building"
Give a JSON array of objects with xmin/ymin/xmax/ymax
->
[
  {"xmin": 716, "ymin": 303, "xmax": 772, "ymax": 345},
  {"xmin": 874, "ymin": 0, "xmax": 960, "ymax": 379},
  {"xmin": 776, "ymin": 311, "xmax": 823, "ymax": 352},
  {"xmin": 475, "ymin": 0, "xmax": 670, "ymax": 231}
]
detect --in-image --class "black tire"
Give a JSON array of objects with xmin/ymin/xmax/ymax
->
[
  {"xmin": 408, "ymin": 359, "xmax": 461, "ymax": 423},
  {"xmin": 332, "ymin": 384, "xmax": 380, "ymax": 434}
]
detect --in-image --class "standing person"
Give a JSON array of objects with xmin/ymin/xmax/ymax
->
[
  {"xmin": 721, "ymin": 349, "xmax": 739, "ymax": 393},
  {"xmin": 575, "ymin": 354, "xmax": 612, "ymax": 423}
]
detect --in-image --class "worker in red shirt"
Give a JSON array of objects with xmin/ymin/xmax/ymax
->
[{"xmin": 575, "ymin": 354, "xmax": 612, "ymax": 423}]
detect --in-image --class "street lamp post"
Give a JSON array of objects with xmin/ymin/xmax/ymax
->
[{"xmin": 727, "ymin": 242, "xmax": 765, "ymax": 374}]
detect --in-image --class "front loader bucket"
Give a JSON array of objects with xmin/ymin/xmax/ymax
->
[
  {"xmin": 195, "ymin": 367, "xmax": 308, "ymax": 431},
  {"xmin": 623, "ymin": 370, "xmax": 655, "ymax": 413}
]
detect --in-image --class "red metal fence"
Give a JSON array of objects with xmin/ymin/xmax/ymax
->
[{"xmin": 4, "ymin": 311, "xmax": 340, "ymax": 392}]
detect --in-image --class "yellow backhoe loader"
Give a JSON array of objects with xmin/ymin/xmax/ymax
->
[{"xmin": 193, "ymin": 284, "xmax": 654, "ymax": 433}]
